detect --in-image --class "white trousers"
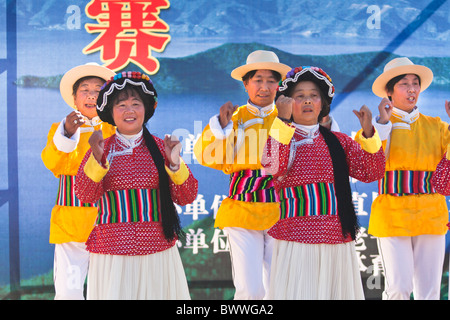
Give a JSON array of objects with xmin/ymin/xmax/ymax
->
[
  {"xmin": 224, "ymin": 227, "xmax": 274, "ymax": 300},
  {"xmin": 53, "ymin": 242, "xmax": 90, "ymax": 300},
  {"xmin": 377, "ymin": 235, "xmax": 445, "ymax": 300}
]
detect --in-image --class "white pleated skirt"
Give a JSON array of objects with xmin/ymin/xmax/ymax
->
[
  {"xmin": 87, "ymin": 246, "xmax": 190, "ymax": 300},
  {"xmin": 268, "ymin": 240, "xmax": 365, "ymax": 300}
]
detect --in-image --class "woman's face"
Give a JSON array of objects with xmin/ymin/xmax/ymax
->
[
  {"xmin": 291, "ymin": 81, "xmax": 323, "ymax": 125},
  {"xmin": 244, "ymin": 70, "xmax": 279, "ymax": 107},
  {"xmin": 388, "ymin": 74, "xmax": 421, "ymax": 113},
  {"xmin": 74, "ymin": 77, "xmax": 104, "ymax": 119},
  {"xmin": 112, "ymin": 90, "xmax": 146, "ymax": 135}
]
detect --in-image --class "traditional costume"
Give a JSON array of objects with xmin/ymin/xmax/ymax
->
[
  {"xmin": 193, "ymin": 50, "xmax": 291, "ymax": 299},
  {"xmin": 75, "ymin": 72, "xmax": 198, "ymax": 299},
  {"xmin": 41, "ymin": 63, "xmax": 115, "ymax": 299},
  {"xmin": 431, "ymin": 149, "xmax": 450, "ymax": 195},
  {"xmin": 262, "ymin": 66, "xmax": 385, "ymax": 299},
  {"xmin": 369, "ymin": 57, "xmax": 450, "ymax": 299}
]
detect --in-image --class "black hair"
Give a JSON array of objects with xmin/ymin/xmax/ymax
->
[
  {"xmin": 385, "ymin": 73, "xmax": 421, "ymax": 95},
  {"xmin": 142, "ymin": 126, "xmax": 183, "ymax": 242},
  {"xmin": 242, "ymin": 70, "xmax": 282, "ymax": 83},
  {"xmin": 319, "ymin": 125, "xmax": 359, "ymax": 240},
  {"xmin": 124, "ymin": 86, "xmax": 182, "ymax": 242}
]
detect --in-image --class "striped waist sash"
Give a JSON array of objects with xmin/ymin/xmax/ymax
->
[
  {"xmin": 56, "ymin": 175, "xmax": 96, "ymax": 207},
  {"xmin": 97, "ymin": 188, "xmax": 161, "ymax": 224},
  {"xmin": 279, "ymin": 182, "xmax": 338, "ymax": 219},
  {"xmin": 378, "ymin": 170, "xmax": 435, "ymax": 196},
  {"xmin": 229, "ymin": 169, "xmax": 278, "ymax": 202}
]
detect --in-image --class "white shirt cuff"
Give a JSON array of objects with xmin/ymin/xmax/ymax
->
[
  {"xmin": 209, "ymin": 114, "xmax": 233, "ymax": 140},
  {"xmin": 329, "ymin": 115, "xmax": 340, "ymax": 132},
  {"xmin": 372, "ymin": 117, "xmax": 392, "ymax": 141},
  {"xmin": 52, "ymin": 118, "xmax": 80, "ymax": 153}
]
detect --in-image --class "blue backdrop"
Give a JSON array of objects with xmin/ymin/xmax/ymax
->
[{"xmin": 1, "ymin": 0, "xmax": 449, "ymax": 300}]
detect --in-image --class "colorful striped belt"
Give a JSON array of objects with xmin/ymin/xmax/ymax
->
[
  {"xmin": 56, "ymin": 175, "xmax": 97, "ymax": 207},
  {"xmin": 228, "ymin": 169, "xmax": 278, "ymax": 202},
  {"xmin": 97, "ymin": 188, "xmax": 161, "ymax": 224},
  {"xmin": 279, "ymin": 182, "xmax": 338, "ymax": 219},
  {"xmin": 378, "ymin": 170, "xmax": 435, "ymax": 196}
]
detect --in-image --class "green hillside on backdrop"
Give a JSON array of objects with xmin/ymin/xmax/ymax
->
[{"xmin": 16, "ymin": 42, "xmax": 450, "ymax": 94}]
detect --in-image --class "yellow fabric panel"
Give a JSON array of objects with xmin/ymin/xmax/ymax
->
[
  {"xmin": 49, "ymin": 205, "xmax": 99, "ymax": 244},
  {"xmin": 165, "ymin": 159, "xmax": 189, "ymax": 185},
  {"xmin": 369, "ymin": 193, "xmax": 448, "ymax": 237},
  {"xmin": 194, "ymin": 105, "xmax": 281, "ymax": 230},
  {"xmin": 384, "ymin": 115, "xmax": 450, "ymax": 171},
  {"xmin": 42, "ymin": 122, "xmax": 115, "ymax": 243},
  {"xmin": 268, "ymin": 117, "xmax": 295, "ymax": 145},
  {"xmin": 194, "ymin": 105, "xmax": 278, "ymax": 174},
  {"xmin": 214, "ymin": 197, "xmax": 280, "ymax": 230},
  {"xmin": 194, "ymin": 123, "xmax": 238, "ymax": 172},
  {"xmin": 83, "ymin": 153, "xmax": 109, "ymax": 183},
  {"xmin": 41, "ymin": 123, "xmax": 115, "ymax": 177},
  {"xmin": 354, "ymin": 129, "xmax": 382, "ymax": 154},
  {"xmin": 370, "ymin": 114, "xmax": 450, "ymax": 237}
]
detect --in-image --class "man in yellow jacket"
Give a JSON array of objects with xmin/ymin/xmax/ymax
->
[
  {"xmin": 194, "ymin": 50, "xmax": 291, "ymax": 299},
  {"xmin": 41, "ymin": 63, "xmax": 115, "ymax": 299},
  {"xmin": 369, "ymin": 57, "xmax": 450, "ymax": 300}
]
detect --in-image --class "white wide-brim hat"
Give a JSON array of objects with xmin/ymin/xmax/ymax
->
[
  {"xmin": 230, "ymin": 50, "xmax": 291, "ymax": 81},
  {"xmin": 60, "ymin": 62, "xmax": 116, "ymax": 108},
  {"xmin": 372, "ymin": 57, "xmax": 433, "ymax": 97}
]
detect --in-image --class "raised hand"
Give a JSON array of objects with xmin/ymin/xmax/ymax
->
[
  {"xmin": 164, "ymin": 134, "xmax": 182, "ymax": 170},
  {"xmin": 275, "ymin": 95, "xmax": 293, "ymax": 121},
  {"xmin": 64, "ymin": 111, "xmax": 85, "ymax": 137},
  {"xmin": 219, "ymin": 101, "xmax": 239, "ymax": 128},
  {"xmin": 88, "ymin": 130, "xmax": 105, "ymax": 163},
  {"xmin": 353, "ymin": 105, "xmax": 374, "ymax": 138},
  {"xmin": 376, "ymin": 98, "xmax": 393, "ymax": 124},
  {"xmin": 445, "ymin": 100, "xmax": 450, "ymax": 119}
]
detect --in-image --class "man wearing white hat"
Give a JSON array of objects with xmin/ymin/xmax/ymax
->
[
  {"xmin": 41, "ymin": 63, "xmax": 115, "ymax": 299},
  {"xmin": 194, "ymin": 50, "xmax": 291, "ymax": 299},
  {"xmin": 369, "ymin": 57, "xmax": 450, "ymax": 300}
]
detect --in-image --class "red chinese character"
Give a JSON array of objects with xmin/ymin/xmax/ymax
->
[{"xmin": 83, "ymin": 0, "xmax": 171, "ymax": 74}]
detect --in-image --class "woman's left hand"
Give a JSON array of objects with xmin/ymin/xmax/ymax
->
[
  {"xmin": 164, "ymin": 134, "xmax": 182, "ymax": 170},
  {"xmin": 353, "ymin": 105, "xmax": 374, "ymax": 138},
  {"xmin": 88, "ymin": 130, "xmax": 105, "ymax": 164}
]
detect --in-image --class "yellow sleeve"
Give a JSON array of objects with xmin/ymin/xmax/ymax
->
[
  {"xmin": 439, "ymin": 118, "xmax": 450, "ymax": 157},
  {"xmin": 83, "ymin": 153, "xmax": 109, "ymax": 183},
  {"xmin": 354, "ymin": 128, "xmax": 382, "ymax": 154},
  {"xmin": 42, "ymin": 122, "xmax": 116, "ymax": 178},
  {"xmin": 41, "ymin": 123, "xmax": 81, "ymax": 177},
  {"xmin": 268, "ymin": 117, "xmax": 295, "ymax": 145},
  {"xmin": 165, "ymin": 159, "xmax": 190, "ymax": 185},
  {"xmin": 193, "ymin": 123, "xmax": 235, "ymax": 171}
]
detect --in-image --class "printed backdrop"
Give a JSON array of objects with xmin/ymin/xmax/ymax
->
[{"xmin": 1, "ymin": 0, "xmax": 449, "ymax": 299}]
